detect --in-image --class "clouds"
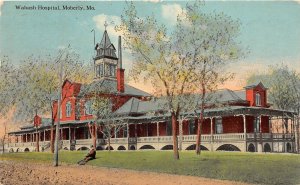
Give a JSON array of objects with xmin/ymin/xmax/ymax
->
[
  {"xmin": 294, "ymin": 0, "xmax": 300, "ymax": 4},
  {"xmin": 161, "ymin": 3, "xmax": 185, "ymax": 25},
  {"xmin": 93, "ymin": 14, "xmax": 121, "ymax": 40},
  {"xmin": 0, "ymin": 0, "xmax": 4, "ymax": 16}
]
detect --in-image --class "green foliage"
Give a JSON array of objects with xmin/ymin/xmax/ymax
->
[
  {"xmin": 1, "ymin": 151, "xmax": 299, "ymax": 185},
  {"xmin": 247, "ymin": 65, "xmax": 300, "ymax": 112}
]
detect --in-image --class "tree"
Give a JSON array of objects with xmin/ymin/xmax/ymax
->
[
  {"xmin": 117, "ymin": 1, "xmax": 243, "ymax": 157},
  {"xmin": 0, "ymin": 56, "xmax": 18, "ymax": 153},
  {"xmin": 173, "ymin": 1, "xmax": 243, "ymax": 155},
  {"xmin": 83, "ymin": 81, "xmax": 127, "ymax": 151},
  {"xmin": 15, "ymin": 46, "xmax": 93, "ymax": 153},
  {"xmin": 117, "ymin": 2, "xmax": 200, "ymax": 159},
  {"xmin": 247, "ymin": 65, "xmax": 300, "ymax": 153}
]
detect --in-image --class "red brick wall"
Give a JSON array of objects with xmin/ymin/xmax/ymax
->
[
  {"xmin": 182, "ymin": 120, "xmax": 189, "ymax": 135},
  {"xmin": 148, "ymin": 123, "xmax": 157, "ymax": 136},
  {"xmin": 159, "ymin": 122, "xmax": 167, "ymax": 136},
  {"xmin": 245, "ymin": 84, "xmax": 267, "ymax": 107},
  {"xmin": 136, "ymin": 124, "xmax": 147, "ymax": 137},
  {"xmin": 222, "ymin": 116, "xmax": 244, "ymax": 133},
  {"xmin": 202, "ymin": 118, "xmax": 212, "ymax": 134}
]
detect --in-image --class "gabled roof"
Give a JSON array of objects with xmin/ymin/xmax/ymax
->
[
  {"xmin": 234, "ymin": 90, "xmax": 246, "ymax": 100},
  {"xmin": 115, "ymin": 89, "xmax": 249, "ymax": 115},
  {"xmin": 207, "ymin": 89, "xmax": 247, "ymax": 103},
  {"xmin": 244, "ymin": 82, "xmax": 267, "ymax": 90},
  {"xmin": 115, "ymin": 97, "xmax": 165, "ymax": 115},
  {"xmin": 79, "ymin": 78, "xmax": 151, "ymax": 97}
]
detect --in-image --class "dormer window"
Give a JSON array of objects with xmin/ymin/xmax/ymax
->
[
  {"xmin": 255, "ymin": 93, "xmax": 261, "ymax": 106},
  {"xmin": 66, "ymin": 101, "xmax": 72, "ymax": 117}
]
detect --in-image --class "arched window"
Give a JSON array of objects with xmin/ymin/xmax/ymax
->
[
  {"xmin": 85, "ymin": 101, "xmax": 92, "ymax": 115},
  {"xmin": 66, "ymin": 101, "xmax": 71, "ymax": 117},
  {"xmin": 256, "ymin": 93, "xmax": 261, "ymax": 106}
]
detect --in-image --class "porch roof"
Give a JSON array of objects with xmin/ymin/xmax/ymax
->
[{"xmin": 9, "ymin": 106, "xmax": 295, "ymax": 135}]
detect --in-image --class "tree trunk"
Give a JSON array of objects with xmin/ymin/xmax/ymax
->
[
  {"xmin": 36, "ymin": 130, "xmax": 40, "ymax": 152},
  {"xmin": 171, "ymin": 112, "xmax": 179, "ymax": 160},
  {"xmin": 108, "ymin": 133, "xmax": 111, "ymax": 152},
  {"xmin": 93, "ymin": 124, "xmax": 97, "ymax": 149},
  {"xmin": 1, "ymin": 138, "xmax": 4, "ymax": 154},
  {"xmin": 196, "ymin": 116, "xmax": 203, "ymax": 155},
  {"xmin": 50, "ymin": 124, "xmax": 54, "ymax": 153},
  {"xmin": 296, "ymin": 111, "xmax": 300, "ymax": 154}
]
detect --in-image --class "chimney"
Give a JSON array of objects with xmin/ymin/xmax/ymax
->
[{"xmin": 117, "ymin": 36, "xmax": 125, "ymax": 93}]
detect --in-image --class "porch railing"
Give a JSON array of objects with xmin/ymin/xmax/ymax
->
[
  {"xmin": 75, "ymin": 139, "xmax": 92, "ymax": 145},
  {"xmin": 7, "ymin": 133, "xmax": 294, "ymax": 147}
]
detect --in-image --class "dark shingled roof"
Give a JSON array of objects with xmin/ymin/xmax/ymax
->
[
  {"xmin": 115, "ymin": 97, "xmax": 165, "ymax": 115},
  {"xmin": 207, "ymin": 89, "xmax": 247, "ymax": 103},
  {"xmin": 95, "ymin": 30, "xmax": 118, "ymax": 59},
  {"xmin": 79, "ymin": 78, "xmax": 151, "ymax": 97},
  {"xmin": 115, "ymin": 89, "xmax": 248, "ymax": 115},
  {"xmin": 234, "ymin": 90, "xmax": 246, "ymax": 100}
]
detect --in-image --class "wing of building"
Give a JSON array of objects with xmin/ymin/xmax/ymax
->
[{"xmin": 7, "ymin": 29, "xmax": 297, "ymax": 153}]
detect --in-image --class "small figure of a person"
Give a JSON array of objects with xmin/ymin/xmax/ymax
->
[{"xmin": 78, "ymin": 146, "xmax": 96, "ymax": 165}]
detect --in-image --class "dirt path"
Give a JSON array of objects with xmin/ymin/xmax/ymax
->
[{"xmin": 0, "ymin": 160, "xmax": 250, "ymax": 185}]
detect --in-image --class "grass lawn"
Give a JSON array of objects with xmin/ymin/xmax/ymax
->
[{"xmin": 1, "ymin": 151, "xmax": 299, "ymax": 185}]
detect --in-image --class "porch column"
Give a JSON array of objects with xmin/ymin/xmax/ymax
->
[
  {"xmin": 61, "ymin": 128, "xmax": 63, "ymax": 140},
  {"xmin": 258, "ymin": 115, "xmax": 263, "ymax": 152},
  {"xmin": 282, "ymin": 117, "xmax": 286, "ymax": 152},
  {"xmin": 269, "ymin": 117, "xmax": 274, "ymax": 152},
  {"xmin": 43, "ymin": 130, "xmax": 46, "ymax": 142},
  {"xmin": 157, "ymin": 122, "xmax": 159, "ymax": 137},
  {"xmin": 210, "ymin": 117, "xmax": 213, "ymax": 152},
  {"xmin": 146, "ymin": 123, "xmax": 149, "ymax": 137},
  {"xmin": 69, "ymin": 126, "xmax": 71, "ymax": 141},
  {"xmin": 74, "ymin": 128, "xmax": 76, "ymax": 140},
  {"xmin": 135, "ymin": 124, "xmax": 137, "ymax": 137},
  {"xmin": 114, "ymin": 127, "xmax": 117, "ymax": 138},
  {"xmin": 127, "ymin": 124, "xmax": 129, "ymax": 138},
  {"xmin": 243, "ymin": 115, "xmax": 247, "ymax": 152},
  {"xmin": 292, "ymin": 116, "xmax": 298, "ymax": 153},
  {"xmin": 25, "ymin": 134, "xmax": 27, "ymax": 142}
]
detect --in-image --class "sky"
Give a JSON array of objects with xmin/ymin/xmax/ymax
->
[{"xmin": 0, "ymin": 0, "xmax": 300, "ymax": 92}]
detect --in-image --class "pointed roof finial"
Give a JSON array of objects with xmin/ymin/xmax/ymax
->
[{"xmin": 104, "ymin": 21, "xmax": 108, "ymax": 31}]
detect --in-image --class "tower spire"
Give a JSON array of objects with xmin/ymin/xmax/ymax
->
[{"xmin": 104, "ymin": 21, "xmax": 108, "ymax": 31}]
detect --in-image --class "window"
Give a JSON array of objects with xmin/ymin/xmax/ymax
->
[
  {"xmin": 66, "ymin": 101, "xmax": 71, "ymax": 117},
  {"xmin": 109, "ymin": 64, "xmax": 115, "ymax": 77},
  {"xmin": 254, "ymin": 117, "xmax": 260, "ymax": 133},
  {"xmin": 96, "ymin": 64, "xmax": 103, "ymax": 77},
  {"xmin": 256, "ymin": 93, "xmax": 261, "ymax": 106},
  {"xmin": 95, "ymin": 66, "xmax": 99, "ymax": 77},
  {"xmin": 215, "ymin": 118, "xmax": 223, "ymax": 134},
  {"xmin": 85, "ymin": 101, "xmax": 92, "ymax": 115}
]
